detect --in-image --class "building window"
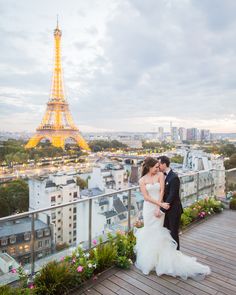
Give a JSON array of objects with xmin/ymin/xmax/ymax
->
[
  {"xmin": 73, "ymin": 207, "xmax": 77, "ymax": 213},
  {"xmin": 51, "ymin": 196, "xmax": 56, "ymax": 203},
  {"xmin": 2, "ymin": 249, "xmax": 7, "ymax": 253},
  {"xmin": 24, "ymin": 245, "xmax": 30, "ymax": 252},
  {"xmin": 37, "ymin": 252, "xmax": 43, "ymax": 259},
  {"xmin": 73, "ymin": 215, "xmax": 77, "ymax": 221},
  {"xmin": 44, "ymin": 229, "xmax": 50, "ymax": 236},
  {"xmin": 1, "ymin": 238, "xmax": 8, "ymax": 246},
  {"xmin": 51, "ymin": 213, "xmax": 56, "ymax": 219},
  {"xmin": 73, "ymin": 223, "xmax": 76, "ymax": 229},
  {"xmin": 73, "ymin": 230, "xmax": 76, "ymax": 236},
  {"xmin": 58, "ymin": 195, "xmax": 61, "ymax": 198},
  {"xmin": 9, "ymin": 247, "xmax": 16, "ymax": 255},
  {"xmin": 24, "ymin": 232, "xmax": 31, "ymax": 241},
  {"xmin": 37, "ymin": 230, "xmax": 43, "ymax": 238},
  {"xmin": 58, "ymin": 219, "xmax": 61, "ymax": 223},
  {"xmin": 58, "ymin": 227, "xmax": 61, "ymax": 231},
  {"xmin": 73, "ymin": 192, "xmax": 77, "ymax": 198},
  {"xmin": 69, "ymin": 224, "xmax": 72, "ymax": 227},
  {"xmin": 45, "ymin": 239, "xmax": 50, "ymax": 246},
  {"xmin": 38, "ymin": 241, "xmax": 43, "ymax": 248},
  {"xmin": 10, "ymin": 236, "xmax": 16, "ymax": 244},
  {"xmin": 73, "ymin": 237, "xmax": 76, "ymax": 242},
  {"xmin": 18, "ymin": 245, "xmax": 23, "ymax": 253}
]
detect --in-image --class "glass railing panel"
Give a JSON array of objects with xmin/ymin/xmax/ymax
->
[
  {"xmin": 226, "ymin": 168, "xmax": 236, "ymax": 193},
  {"xmin": 180, "ymin": 173, "xmax": 199, "ymax": 207}
]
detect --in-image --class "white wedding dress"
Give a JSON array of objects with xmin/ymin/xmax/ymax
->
[{"xmin": 135, "ymin": 183, "xmax": 211, "ymax": 279}]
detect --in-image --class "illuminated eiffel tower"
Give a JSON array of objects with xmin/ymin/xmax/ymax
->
[{"xmin": 25, "ymin": 22, "xmax": 90, "ymax": 150}]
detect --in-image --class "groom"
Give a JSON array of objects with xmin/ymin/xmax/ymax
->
[{"xmin": 158, "ymin": 156, "xmax": 183, "ymax": 250}]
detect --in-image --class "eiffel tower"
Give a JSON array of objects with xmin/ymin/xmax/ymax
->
[{"xmin": 25, "ymin": 22, "xmax": 90, "ymax": 150}]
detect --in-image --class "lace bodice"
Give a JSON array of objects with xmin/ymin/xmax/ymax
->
[{"xmin": 145, "ymin": 182, "xmax": 161, "ymax": 201}]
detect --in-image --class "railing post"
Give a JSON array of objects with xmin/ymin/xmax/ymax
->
[
  {"xmin": 225, "ymin": 169, "xmax": 228, "ymax": 194},
  {"xmin": 88, "ymin": 198, "xmax": 92, "ymax": 249},
  {"xmin": 31, "ymin": 213, "xmax": 35, "ymax": 277},
  {"xmin": 196, "ymin": 172, "xmax": 199, "ymax": 201},
  {"xmin": 211, "ymin": 169, "xmax": 214, "ymax": 197},
  {"xmin": 128, "ymin": 189, "xmax": 131, "ymax": 231}
]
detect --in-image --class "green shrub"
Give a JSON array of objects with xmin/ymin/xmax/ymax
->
[
  {"xmin": 180, "ymin": 197, "xmax": 224, "ymax": 228},
  {"xmin": 230, "ymin": 198, "xmax": 236, "ymax": 210},
  {"xmin": 0, "ymin": 285, "xmax": 13, "ymax": 295},
  {"xmin": 92, "ymin": 237, "xmax": 117, "ymax": 273},
  {"xmin": 116, "ymin": 256, "xmax": 132, "ymax": 269},
  {"xmin": 0, "ymin": 285, "xmax": 32, "ymax": 295},
  {"xmin": 116, "ymin": 231, "xmax": 136, "ymax": 262},
  {"xmin": 33, "ymin": 261, "xmax": 77, "ymax": 295},
  {"xmin": 180, "ymin": 213, "xmax": 192, "ymax": 228}
]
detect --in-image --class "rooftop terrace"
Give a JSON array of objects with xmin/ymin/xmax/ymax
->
[{"xmin": 72, "ymin": 210, "xmax": 236, "ymax": 295}]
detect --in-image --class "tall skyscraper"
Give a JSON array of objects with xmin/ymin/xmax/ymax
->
[{"xmin": 179, "ymin": 127, "xmax": 187, "ymax": 141}]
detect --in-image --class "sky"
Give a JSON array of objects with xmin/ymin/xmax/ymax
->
[{"xmin": 0, "ymin": 0, "xmax": 236, "ymax": 133}]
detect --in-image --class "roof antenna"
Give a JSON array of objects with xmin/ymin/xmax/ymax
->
[{"xmin": 56, "ymin": 14, "xmax": 59, "ymax": 29}]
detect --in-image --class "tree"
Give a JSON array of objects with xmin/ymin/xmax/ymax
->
[
  {"xmin": 88, "ymin": 140, "xmax": 127, "ymax": 152},
  {"xmin": 0, "ymin": 179, "xmax": 29, "ymax": 217},
  {"xmin": 220, "ymin": 144, "xmax": 236, "ymax": 157},
  {"xmin": 76, "ymin": 177, "xmax": 88, "ymax": 189},
  {"xmin": 170, "ymin": 155, "xmax": 184, "ymax": 164},
  {"xmin": 224, "ymin": 153, "xmax": 236, "ymax": 170}
]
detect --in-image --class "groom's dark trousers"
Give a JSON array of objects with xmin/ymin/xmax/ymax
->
[{"xmin": 161, "ymin": 169, "xmax": 183, "ymax": 250}]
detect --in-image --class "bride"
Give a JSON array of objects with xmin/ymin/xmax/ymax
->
[{"xmin": 135, "ymin": 157, "xmax": 211, "ymax": 279}]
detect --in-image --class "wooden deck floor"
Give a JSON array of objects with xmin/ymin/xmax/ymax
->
[{"xmin": 73, "ymin": 210, "xmax": 236, "ymax": 295}]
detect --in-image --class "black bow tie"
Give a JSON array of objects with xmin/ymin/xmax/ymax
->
[{"xmin": 164, "ymin": 172, "xmax": 167, "ymax": 176}]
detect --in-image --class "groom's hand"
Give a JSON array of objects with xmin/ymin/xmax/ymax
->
[{"xmin": 161, "ymin": 202, "xmax": 170, "ymax": 210}]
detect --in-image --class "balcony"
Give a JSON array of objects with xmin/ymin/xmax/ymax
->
[{"xmin": 0, "ymin": 168, "xmax": 235, "ymax": 293}]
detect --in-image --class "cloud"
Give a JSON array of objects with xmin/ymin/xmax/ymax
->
[{"xmin": 0, "ymin": 0, "xmax": 236, "ymax": 132}]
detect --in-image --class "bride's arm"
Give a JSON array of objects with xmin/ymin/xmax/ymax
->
[
  {"xmin": 154, "ymin": 173, "xmax": 166, "ymax": 217},
  {"xmin": 139, "ymin": 178, "xmax": 161, "ymax": 206}
]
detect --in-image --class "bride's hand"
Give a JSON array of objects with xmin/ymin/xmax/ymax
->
[{"xmin": 154, "ymin": 208, "xmax": 162, "ymax": 218}]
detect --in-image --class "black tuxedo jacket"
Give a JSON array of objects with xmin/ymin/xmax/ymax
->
[{"xmin": 161, "ymin": 169, "xmax": 183, "ymax": 216}]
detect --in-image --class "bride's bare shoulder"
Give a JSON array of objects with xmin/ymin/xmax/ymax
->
[{"xmin": 139, "ymin": 176, "xmax": 146, "ymax": 185}]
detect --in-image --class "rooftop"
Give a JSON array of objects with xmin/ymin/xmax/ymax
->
[{"xmin": 0, "ymin": 217, "xmax": 49, "ymax": 237}]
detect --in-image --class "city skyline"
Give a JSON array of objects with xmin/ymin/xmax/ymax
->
[{"xmin": 1, "ymin": 0, "xmax": 236, "ymax": 133}]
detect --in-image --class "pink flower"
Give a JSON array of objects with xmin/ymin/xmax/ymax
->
[
  {"xmin": 29, "ymin": 283, "xmax": 34, "ymax": 289},
  {"xmin": 93, "ymin": 275, "xmax": 98, "ymax": 281},
  {"xmin": 116, "ymin": 229, "xmax": 125, "ymax": 235},
  {"xmin": 60, "ymin": 257, "xmax": 64, "ymax": 261},
  {"xmin": 72, "ymin": 258, "xmax": 76, "ymax": 264},
  {"xmin": 11, "ymin": 268, "xmax": 17, "ymax": 274},
  {"xmin": 77, "ymin": 266, "xmax": 83, "ymax": 272},
  {"xmin": 92, "ymin": 239, "xmax": 97, "ymax": 245}
]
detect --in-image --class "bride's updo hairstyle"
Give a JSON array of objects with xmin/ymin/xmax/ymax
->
[{"xmin": 141, "ymin": 157, "xmax": 158, "ymax": 177}]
